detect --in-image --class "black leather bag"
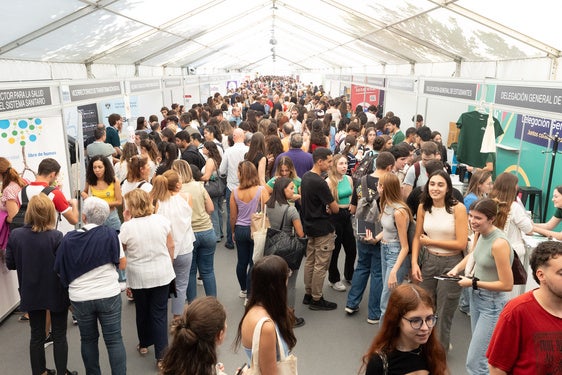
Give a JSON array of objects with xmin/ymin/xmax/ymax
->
[
  {"xmin": 511, "ymin": 251, "xmax": 527, "ymax": 285},
  {"xmin": 264, "ymin": 206, "xmax": 308, "ymax": 270}
]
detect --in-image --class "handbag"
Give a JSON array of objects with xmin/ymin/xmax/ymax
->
[
  {"xmin": 246, "ymin": 317, "xmax": 298, "ymax": 375},
  {"xmin": 204, "ymin": 172, "xmax": 226, "ymax": 198},
  {"xmin": 264, "ymin": 206, "xmax": 308, "ymax": 270},
  {"xmin": 251, "ymin": 190, "xmax": 269, "ymax": 263},
  {"xmin": 503, "ymin": 210, "xmax": 528, "ymax": 285},
  {"xmin": 511, "ymin": 250, "xmax": 527, "ymax": 285}
]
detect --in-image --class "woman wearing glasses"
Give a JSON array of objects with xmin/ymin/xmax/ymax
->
[{"xmin": 361, "ymin": 284, "xmax": 447, "ymax": 375}]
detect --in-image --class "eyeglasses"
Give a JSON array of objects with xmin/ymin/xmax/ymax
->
[{"xmin": 402, "ymin": 315, "xmax": 437, "ymax": 330}]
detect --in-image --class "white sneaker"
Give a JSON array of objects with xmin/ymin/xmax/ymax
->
[
  {"xmin": 239, "ymin": 290, "xmax": 247, "ymax": 298},
  {"xmin": 329, "ymin": 281, "xmax": 347, "ymax": 292}
]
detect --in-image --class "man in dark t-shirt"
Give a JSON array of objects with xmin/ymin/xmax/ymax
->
[{"xmin": 300, "ymin": 148, "xmax": 340, "ymax": 311}]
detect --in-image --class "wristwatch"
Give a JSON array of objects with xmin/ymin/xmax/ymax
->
[{"xmin": 472, "ymin": 277, "xmax": 479, "ymax": 290}]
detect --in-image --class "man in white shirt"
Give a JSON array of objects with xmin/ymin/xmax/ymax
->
[
  {"xmin": 219, "ymin": 128, "xmax": 249, "ymax": 249},
  {"xmin": 288, "ymin": 108, "xmax": 302, "ymax": 133}
]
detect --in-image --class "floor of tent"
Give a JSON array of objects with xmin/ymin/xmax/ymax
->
[{"xmin": 0, "ymin": 240, "xmax": 472, "ymax": 374}]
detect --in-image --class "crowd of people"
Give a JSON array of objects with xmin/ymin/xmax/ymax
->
[{"xmin": 1, "ymin": 75, "xmax": 561, "ymax": 374}]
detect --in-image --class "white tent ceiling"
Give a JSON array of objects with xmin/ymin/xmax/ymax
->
[{"xmin": 0, "ymin": 0, "xmax": 560, "ymax": 75}]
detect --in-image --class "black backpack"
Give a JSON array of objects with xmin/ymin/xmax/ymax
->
[
  {"xmin": 351, "ymin": 150, "xmax": 378, "ymax": 182},
  {"xmin": 10, "ymin": 185, "xmax": 56, "ymax": 231}
]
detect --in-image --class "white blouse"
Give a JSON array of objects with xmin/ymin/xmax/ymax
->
[{"xmin": 119, "ymin": 214, "xmax": 175, "ymax": 289}]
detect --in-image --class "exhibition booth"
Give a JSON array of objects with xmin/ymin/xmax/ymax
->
[{"xmin": 0, "ymin": 74, "xmax": 231, "ymax": 320}]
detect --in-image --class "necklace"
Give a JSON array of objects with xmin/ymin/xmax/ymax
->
[{"xmin": 396, "ymin": 346, "xmax": 422, "ymax": 356}]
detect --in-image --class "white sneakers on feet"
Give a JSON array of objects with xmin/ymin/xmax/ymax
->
[
  {"xmin": 329, "ymin": 281, "xmax": 347, "ymax": 292},
  {"xmin": 239, "ymin": 290, "xmax": 247, "ymax": 298}
]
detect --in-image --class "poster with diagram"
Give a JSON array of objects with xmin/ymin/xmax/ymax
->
[{"xmin": 0, "ymin": 116, "xmax": 73, "ymax": 204}]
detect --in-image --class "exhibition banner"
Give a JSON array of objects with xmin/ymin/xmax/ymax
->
[
  {"xmin": 350, "ymin": 84, "xmax": 381, "ymax": 113},
  {"xmin": 514, "ymin": 114, "xmax": 562, "ymax": 148}
]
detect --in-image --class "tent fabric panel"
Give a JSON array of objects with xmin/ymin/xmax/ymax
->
[
  {"xmin": 96, "ymin": 33, "xmax": 186, "ymax": 65},
  {"xmin": 0, "ymin": 0, "xmax": 85, "ymax": 46},
  {"xmin": 1, "ymin": 9, "xmax": 151, "ymax": 63}
]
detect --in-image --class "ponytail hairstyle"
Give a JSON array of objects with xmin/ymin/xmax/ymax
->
[
  {"xmin": 160, "ymin": 297, "xmax": 226, "ymax": 375},
  {"xmin": 469, "ymin": 197, "xmax": 510, "ymax": 227},
  {"xmin": 0, "ymin": 157, "xmax": 26, "ymax": 191},
  {"xmin": 488, "ymin": 172, "xmax": 519, "ymax": 229},
  {"xmin": 341, "ymin": 135, "xmax": 356, "ymax": 156}
]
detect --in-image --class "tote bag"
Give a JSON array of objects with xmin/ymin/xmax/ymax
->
[
  {"xmin": 251, "ymin": 192, "xmax": 269, "ymax": 263},
  {"xmin": 246, "ymin": 317, "xmax": 298, "ymax": 375}
]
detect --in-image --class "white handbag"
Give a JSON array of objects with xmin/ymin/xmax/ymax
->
[{"xmin": 246, "ymin": 317, "xmax": 298, "ymax": 375}]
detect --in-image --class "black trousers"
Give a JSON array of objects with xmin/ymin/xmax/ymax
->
[
  {"xmin": 29, "ymin": 309, "xmax": 69, "ymax": 375},
  {"xmin": 328, "ymin": 208, "xmax": 357, "ymax": 283}
]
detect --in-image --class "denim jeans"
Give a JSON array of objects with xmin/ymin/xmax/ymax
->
[
  {"xmin": 71, "ymin": 294, "xmax": 126, "ymax": 375},
  {"xmin": 235, "ymin": 225, "xmax": 253, "ymax": 292},
  {"xmin": 466, "ymin": 288, "xmax": 509, "ymax": 375},
  {"xmin": 380, "ymin": 241, "xmax": 411, "ymax": 321},
  {"xmin": 210, "ymin": 196, "xmax": 224, "ymax": 240},
  {"xmin": 171, "ymin": 253, "xmax": 192, "ymax": 316},
  {"xmin": 187, "ymin": 229, "xmax": 217, "ymax": 303},
  {"xmin": 287, "ymin": 268, "xmax": 300, "ymax": 309},
  {"xmin": 225, "ymin": 188, "xmax": 234, "ymax": 245},
  {"xmin": 131, "ymin": 285, "xmax": 169, "ymax": 360},
  {"xmin": 346, "ymin": 240, "xmax": 382, "ymax": 320},
  {"xmin": 29, "ymin": 309, "xmax": 68, "ymax": 375}
]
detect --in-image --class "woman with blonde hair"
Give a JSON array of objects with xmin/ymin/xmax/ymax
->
[
  {"xmin": 6, "ymin": 194, "xmax": 75, "ymax": 375},
  {"xmin": 325, "ymin": 153, "xmax": 356, "ymax": 292},
  {"xmin": 201, "ymin": 141, "xmax": 224, "ymax": 242},
  {"xmin": 488, "ymin": 172, "xmax": 533, "ymax": 297},
  {"xmin": 361, "ymin": 284, "xmax": 448, "ymax": 375},
  {"xmin": 151, "ymin": 171, "xmax": 194, "ymax": 320},
  {"xmin": 119, "ymin": 189, "xmax": 175, "ymax": 366},
  {"xmin": 171, "ymin": 160, "xmax": 217, "ymax": 303},
  {"xmin": 375, "ymin": 173, "xmax": 413, "ymax": 323}
]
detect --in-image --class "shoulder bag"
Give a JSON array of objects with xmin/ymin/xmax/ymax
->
[
  {"xmin": 251, "ymin": 188, "xmax": 270, "ymax": 263},
  {"xmin": 246, "ymin": 317, "xmax": 298, "ymax": 375},
  {"xmin": 204, "ymin": 160, "xmax": 227, "ymax": 198},
  {"xmin": 264, "ymin": 206, "xmax": 308, "ymax": 270}
]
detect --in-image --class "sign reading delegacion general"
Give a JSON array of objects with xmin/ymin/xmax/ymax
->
[
  {"xmin": 0, "ymin": 87, "xmax": 52, "ymax": 112},
  {"xmin": 69, "ymin": 82, "xmax": 122, "ymax": 102},
  {"xmin": 495, "ymin": 85, "xmax": 562, "ymax": 113},
  {"xmin": 423, "ymin": 81, "xmax": 477, "ymax": 100}
]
